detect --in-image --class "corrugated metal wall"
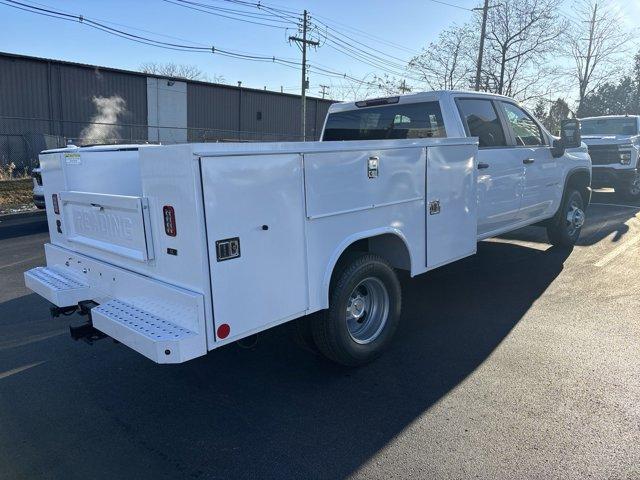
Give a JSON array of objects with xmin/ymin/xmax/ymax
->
[
  {"xmin": 187, "ymin": 82, "xmax": 332, "ymax": 141},
  {"xmin": 0, "ymin": 52, "xmax": 335, "ymax": 169}
]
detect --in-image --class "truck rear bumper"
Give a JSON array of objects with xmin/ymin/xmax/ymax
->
[{"xmin": 24, "ymin": 243, "xmax": 208, "ymax": 364}]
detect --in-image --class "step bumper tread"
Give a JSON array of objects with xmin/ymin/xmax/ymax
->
[
  {"xmin": 24, "ymin": 266, "xmax": 90, "ymax": 306},
  {"xmin": 92, "ymin": 299, "xmax": 204, "ymax": 363}
]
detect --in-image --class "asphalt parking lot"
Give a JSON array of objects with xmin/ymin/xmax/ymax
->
[{"xmin": 0, "ymin": 191, "xmax": 639, "ymax": 480}]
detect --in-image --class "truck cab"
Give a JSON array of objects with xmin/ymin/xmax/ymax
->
[
  {"xmin": 579, "ymin": 115, "xmax": 640, "ymax": 199},
  {"xmin": 322, "ymin": 91, "xmax": 591, "ymax": 241}
]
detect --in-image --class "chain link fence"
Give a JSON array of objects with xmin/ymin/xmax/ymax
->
[{"xmin": 0, "ymin": 115, "xmax": 305, "ymax": 176}]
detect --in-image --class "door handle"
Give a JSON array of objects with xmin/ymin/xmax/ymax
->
[
  {"xmin": 477, "ymin": 162, "xmax": 490, "ymax": 169},
  {"xmin": 523, "ymin": 158, "xmax": 535, "ymax": 164}
]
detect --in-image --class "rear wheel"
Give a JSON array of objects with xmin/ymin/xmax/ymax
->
[
  {"xmin": 311, "ymin": 253, "xmax": 401, "ymax": 366},
  {"xmin": 546, "ymin": 189, "xmax": 585, "ymax": 247}
]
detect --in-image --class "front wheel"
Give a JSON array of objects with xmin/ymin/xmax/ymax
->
[
  {"xmin": 620, "ymin": 172, "xmax": 640, "ymax": 200},
  {"xmin": 546, "ymin": 189, "xmax": 585, "ymax": 247},
  {"xmin": 311, "ymin": 253, "xmax": 401, "ymax": 366}
]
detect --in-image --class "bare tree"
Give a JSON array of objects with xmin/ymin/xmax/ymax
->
[
  {"xmin": 565, "ymin": 0, "xmax": 633, "ymax": 115},
  {"xmin": 140, "ymin": 62, "xmax": 225, "ymax": 83},
  {"xmin": 408, "ymin": 23, "xmax": 476, "ymax": 90},
  {"xmin": 328, "ymin": 74, "xmax": 381, "ymax": 101},
  {"xmin": 482, "ymin": 0, "xmax": 567, "ymax": 101},
  {"xmin": 374, "ymin": 74, "xmax": 413, "ymax": 96}
]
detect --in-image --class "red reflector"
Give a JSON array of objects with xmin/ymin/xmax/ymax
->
[
  {"xmin": 52, "ymin": 194, "xmax": 60, "ymax": 214},
  {"xmin": 163, "ymin": 205, "xmax": 176, "ymax": 236},
  {"xmin": 217, "ymin": 324, "xmax": 230, "ymax": 339}
]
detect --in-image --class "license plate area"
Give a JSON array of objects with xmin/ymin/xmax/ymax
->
[{"xmin": 60, "ymin": 191, "xmax": 154, "ymax": 262}]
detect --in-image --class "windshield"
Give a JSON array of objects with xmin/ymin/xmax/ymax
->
[
  {"xmin": 580, "ymin": 118, "xmax": 638, "ymax": 136},
  {"xmin": 323, "ymin": 101, "xmax": 446, "ymax": 141}
]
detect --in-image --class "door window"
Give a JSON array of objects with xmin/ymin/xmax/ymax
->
[
  {"xmin": 501, "ymin": 102, "xmax": 545, "ymax": 146},
  {"xmin": 457, "ymin": 99, "xmax": 507, "ymax": 148}
]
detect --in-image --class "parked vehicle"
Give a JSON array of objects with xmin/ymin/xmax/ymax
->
[
  {"xmin": 24, "ymin": 91, "xmax": 590, "ymax": 366},
  {"xmin": 580, "ymin": 115, "xmax": 640, "ymax": 199},
  {"xmin": 32, "ymin": 167, "xmax": 45, "ymax": 209}
]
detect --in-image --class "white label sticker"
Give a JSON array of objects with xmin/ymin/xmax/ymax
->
[{"xmin": 64, "ymin": 153, "xmax": 81, "ymax": 165}]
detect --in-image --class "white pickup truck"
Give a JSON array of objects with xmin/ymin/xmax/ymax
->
[
  {"xmin": 24, "ymin": 91, "xmax": 591, "ymax": 366},
  {"xmin": 580, "ymin": 115, "xmax": 640, "ymax": 199}
]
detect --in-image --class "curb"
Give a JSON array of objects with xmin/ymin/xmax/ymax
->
[{"xmin": 0, "ymin": 210, "xmax": 47, "ymax": 222}]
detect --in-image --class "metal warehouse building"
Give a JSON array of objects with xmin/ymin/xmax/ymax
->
[{"xmin": 0, "ymin": 51, "xmax": 334, "ymax": 170}]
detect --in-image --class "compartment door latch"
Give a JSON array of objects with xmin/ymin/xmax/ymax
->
[
  {"xmin": 428, "ymin": 200, "xmax": 441, "ymax": 215},
  {"xmin": 367, "ymin": 156, "xmax": 379, "ymax": 179}
]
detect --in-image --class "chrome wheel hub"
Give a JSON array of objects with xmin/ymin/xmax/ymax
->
[
  {"xmin": 345, "ymin": 277, "xmax": 390, "ymax": 344},
  {"xmin": 566, "ymin": 204, "xmax": 585, "ymax": 236}
]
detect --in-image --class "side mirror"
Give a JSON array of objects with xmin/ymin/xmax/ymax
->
[{"xmin": 560, "ymin": 119, "xmax": 581, "ymax": 149}]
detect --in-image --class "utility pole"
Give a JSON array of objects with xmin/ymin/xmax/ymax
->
[
  {"xmin": 398, "ymin": 79, "xmax": 410, "ymax": 94},
  {"xmin": 473, "ymin": 0, "xmax": 490, "ymax": 91},
  {"xmin": 289, "ymin": 10, "xmax": 319, "ymax": 141},
  {"xmin": 319, "ymin": 84, "xmax": 329, "ymax": 99}
]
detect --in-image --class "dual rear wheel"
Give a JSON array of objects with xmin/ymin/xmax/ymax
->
[{"xmin": 309, "ymin": 253, "xmax": 401, "ymax": 367}]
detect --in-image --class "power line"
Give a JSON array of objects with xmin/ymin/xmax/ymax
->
[
  {"xmin": 301, "ymin": 12, "xmax": 419, "ymax": 56},
  {"xmin": 0, "ymin": 0, "xmax": 380, "ymax": 93},
  {"xmin": 313, "ymin": 18, "xmax": 414, "ymax": 67},
  {"xmin": 225, "ymin": 0, "xmax": 423, "ymax": 83},
  {"xmin": 426, "ymin": 0, "xmax": 474, "ymax": 11},
  {"xmin": 0, "ymin": 0, "xmax": 301, "ymax": 62},
  {"xmin": 161, "ymin": 0, "xmax": 298, "ymax": 29}
]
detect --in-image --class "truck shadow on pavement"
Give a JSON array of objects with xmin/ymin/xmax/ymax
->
[
  {"xmin": 7, "ymin": 241, "xmax": 570, "ymax": 480},
  {"xmin": 498, "ymin": 192, "xmax": 639, "ymax": 248}
]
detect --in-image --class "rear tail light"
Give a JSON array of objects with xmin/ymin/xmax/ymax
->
[
  {"xmin": 52, "ymin": 194, "xmax": 59, "ymax": 214},
  {"xmin": 163, "ymin": 206, "xmax": 177, "ymax": 236}
]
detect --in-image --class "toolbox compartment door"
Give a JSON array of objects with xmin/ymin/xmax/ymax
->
[
  {"xmin": 59, "ymin": 191, "xmax": 154, "ymax": 262},
  {"xmin": 200, "ymin": 154, "xmax": 308, "ymax": 342},
  {"xmin": 426, "ymin": 144, "xmax": 478, "ymax": 270}
]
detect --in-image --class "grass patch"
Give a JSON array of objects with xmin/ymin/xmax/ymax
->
[{"xmin": 0, "ymin": 178, "xmax": 35, "ymax": 215}]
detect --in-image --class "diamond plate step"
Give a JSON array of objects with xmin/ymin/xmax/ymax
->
[
  {"xmin": 24, "ymin": 266, "xmax": 90, "ymax": 306},
  {"xmin": 92, "ymin": 299, "xmax": 205, "ymax": 363}
]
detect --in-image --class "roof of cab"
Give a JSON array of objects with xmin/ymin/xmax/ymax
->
[{"xmin": 327, "ymin": 90, "xmax": 515, "ymax": 113}]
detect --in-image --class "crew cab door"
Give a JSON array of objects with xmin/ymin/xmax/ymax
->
[
  {"xmin": 456, "ymin": 98, "xmax": 524, "ymax": 237},
  {"xmin": 497, "ymin": 101, "xmax": 561, "ymax": 223}
]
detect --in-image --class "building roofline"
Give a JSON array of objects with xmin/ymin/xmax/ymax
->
[{"xmin": 0, "ymin": 50, "xmax": 333, "ymax": 103}]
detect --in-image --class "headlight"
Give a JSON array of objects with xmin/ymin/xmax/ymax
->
[{"xmin": 620, "ymin": 151, "xmax": 632, "ymax": 164}]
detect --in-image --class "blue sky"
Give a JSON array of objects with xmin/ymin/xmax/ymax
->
[{"xmin": 1, "ymin": 0, "xmax": 639, "ymax": 99}]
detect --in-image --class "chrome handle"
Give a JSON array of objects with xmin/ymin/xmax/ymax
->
[
  {"xmin": 368, "ymin": 156, "xmax": 379, "ymax": 178},
  {"xmin": 523, "ymin": 158, "xmax": 535, "ymax": 164},
  {"xmin": 477, "ymin": 162, "xmax": 490, "ymax": 169}
]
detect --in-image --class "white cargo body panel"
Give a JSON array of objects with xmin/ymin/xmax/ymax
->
[
  {"xmin": 200, "ymin": 153, "xmax": 309, "ymax": 342},
  {"xmin": 304, "ymin": 147, "xmax": 425, "ymax": 219},
  {"xmin": 425, "ymin": 143, "xmax": 478, "ymax": 269}
]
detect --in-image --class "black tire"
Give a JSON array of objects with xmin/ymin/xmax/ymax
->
[
  {"xmin": 546, "ymin": 189, "xmax": 585, "ymax": 247},
  {"xmin": 620, "ymin": 173, "xmax": 640, "ymax": 200},
  {"xmin": 311, "ymin": 252, "xmax": 401, "ymax": 366}
]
